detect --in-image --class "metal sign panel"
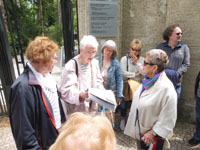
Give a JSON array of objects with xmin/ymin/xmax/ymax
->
[{"xmin": 89, "ymin": 0, "xmax": 118, "ymax": 37}]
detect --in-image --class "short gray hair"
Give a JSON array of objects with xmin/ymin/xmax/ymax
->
[
  {"xmin": 80, "ymin": 35, "xmax": 99, "ymax": 51},
  {"xmin": 101, "ymin": 40, "xmax": 118, "ymax": 58},
  {"xmin": 146, "ymin": 49, "xmax": 169, "ymax": 73}
]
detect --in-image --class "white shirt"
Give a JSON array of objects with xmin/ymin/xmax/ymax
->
[{"xmin": 27, "ymin": 62, "xmax": 61, "ymax": 129}]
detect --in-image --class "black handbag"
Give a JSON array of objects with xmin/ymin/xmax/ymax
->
[{"xmin": 135, "ymin": 109, "xmax": 164, "ymax": 150}]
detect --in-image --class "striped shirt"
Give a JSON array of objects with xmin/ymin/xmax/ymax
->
[
  {"xmin": 80, "ymin": 63, "xmax": 93, "ymax": 88},
  {"xmin": 27, "ymin": 62, "xmax": 61, "ymax": 129}
]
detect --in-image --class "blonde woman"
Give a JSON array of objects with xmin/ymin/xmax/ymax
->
[
  {"xmin": 119, "ymin": 39, "xmax": 144, "ymax": 130},
  {"xmin": 49, "ymin": 112, "xmax": 116, "ymax": 150}
]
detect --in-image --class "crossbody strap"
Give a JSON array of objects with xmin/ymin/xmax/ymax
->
[
  {"xmin": 135, "ymin": 108, "xmax": 142, "ymax": 138},
  {"xmin": 126, "ymin": 55, "xmax": 129, "ymax": 71},
  {"xmin": 72, "ymin": 59, "xmax": 78, "ymax": 77}
]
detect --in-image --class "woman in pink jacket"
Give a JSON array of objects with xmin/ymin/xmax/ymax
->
[{"xmin": 60, "ymin": 35, "xmax": 104, "ymax": 117}]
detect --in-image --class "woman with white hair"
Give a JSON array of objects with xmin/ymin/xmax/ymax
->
[
  {"xmin": 60, "ymin": 35, "xmax": 104, "ymax": 117},
  {"xmin": 96, "ymin": 40, "xmax": 124, "ymax": 127},
  {"xmin": 124, "ymin": 49, "xmax": 177, "ymax": 150}
]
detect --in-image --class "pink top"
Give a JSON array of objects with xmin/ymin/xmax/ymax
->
[{"xmin": 59, "ymin": 55, "xmax": 104, "ymax": 117}]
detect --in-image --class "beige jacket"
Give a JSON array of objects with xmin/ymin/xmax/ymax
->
[{"xmin": 124, "ymin": 71, "xmax": 177, "ymax": 148}]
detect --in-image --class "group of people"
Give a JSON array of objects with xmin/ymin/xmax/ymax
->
[{"xmin": 8, "ymin": 24, "xmax": 199, "ymax": 150}]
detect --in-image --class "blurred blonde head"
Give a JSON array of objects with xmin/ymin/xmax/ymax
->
[{"xmin": 49, "ymin": 112, "xmax": 116, "ymax": 150}]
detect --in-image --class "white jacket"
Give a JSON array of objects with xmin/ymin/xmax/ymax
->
[{"xmin": 124, "ymin": 71, "xmax": 177, "ymax": 148}]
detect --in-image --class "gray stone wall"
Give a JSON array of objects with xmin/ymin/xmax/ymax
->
[
  {"xmin": 165, "ymin": 0, "xmax": 200, "ymax": 122},
  {"xmin": 78, "ymin": 0, "xmax": 123, "ymax": 58},
  {"xmin": 78, "ymin": 0, "xmax": 200, "ymax": 123}
]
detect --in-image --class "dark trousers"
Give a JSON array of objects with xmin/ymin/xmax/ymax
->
[
  {"xmin": 194, "ymin": 96, "xmax": 200, "ymax": 141},
  {"xmin": 120, "ymin": 100, "xmax": 132, "ymax": 118}
]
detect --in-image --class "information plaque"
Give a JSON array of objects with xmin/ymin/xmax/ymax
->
[{"xmin": 89, "ymin": 0, "xmax": 118, "ymax": 37}]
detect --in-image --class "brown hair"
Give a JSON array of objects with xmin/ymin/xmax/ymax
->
[
  {"xmin": 49, "ymin": 112, "xmax": 116, "ymax": 150},
  {"xmin": 163, "ymin": 24, "xmax": 180, "ymax": 41},
  {"xmin": 25, "ymin": 36, "xmax": 59, "ymax": 65}
]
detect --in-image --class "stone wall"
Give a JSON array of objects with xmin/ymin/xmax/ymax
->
[{"xmin": 78, "ymin": 0, "xmax": 200, "ymax": 123}]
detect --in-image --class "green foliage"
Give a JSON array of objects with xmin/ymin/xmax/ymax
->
[
  {"xmin": 73, "ymin": 0, "xmax": 77, "ymax": 34},
  {"xmin": 4, "ymin": 0, "xmax": 77, "ymax": 56},
  {"xmin": 46, "ymin": 24, "xmax": 63, "ymax": 46}
]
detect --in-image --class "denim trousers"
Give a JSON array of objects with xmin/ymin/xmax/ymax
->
[
  {"xmin": 194, "ymin": 96, "xmax": 200, "ymax": 140},
  {"xmin": 120, "ymin": 100, "xmax": 132, "ymax": 118},
  {"xmin": 120, "ymin": 100, "xmax": 127, "ymax": 118},
  {"xmin": 176, "ymin": 86, "xmax": 181, "ymax": 100}
]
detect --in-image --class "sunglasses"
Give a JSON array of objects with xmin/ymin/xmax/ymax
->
[
  {"xmin": 176, "ymin": 32, "xmax": 183, "ymax": 36},
  {"xmin": 131, "ymin": 48, "xmax": 141, "ymax": 52},
  {"xmin": 144, "ymin": 60, "xmax": 154, "ymax": 66}
]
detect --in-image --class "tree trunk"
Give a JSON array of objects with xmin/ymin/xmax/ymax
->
[
  {"xmin": 38, "ymin": 0, "xmax": 45, "ymax": 36},
  {"xmin": 16, "ymin": 0, "xmax": 20, "ymax": 7},
  {"xmin": 57, "ymin": 0, "xmax": 62, "ymax": 25}
]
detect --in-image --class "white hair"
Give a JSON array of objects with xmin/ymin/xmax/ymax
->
[
  {"xmin": 101, "ymin": 40, "xmax": 118, "ymax": 58},
  {"xmin": 80, "ymin": 35, "xmax": 99, "ymax": 51},
  {"xmin": 102, "ymin": 40, "xmax": 117, "ymax": 50}
]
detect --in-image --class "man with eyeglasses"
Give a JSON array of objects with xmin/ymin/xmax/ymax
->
[{"xmin": 156, "ymin": 24, "xmax": 190, "ymax": 100}]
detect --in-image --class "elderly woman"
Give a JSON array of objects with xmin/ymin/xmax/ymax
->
[
  {"xmin": 9, "ymin": 36, "xmax": 66, "ymax": 149},
  {"xmin": 49, "ymin": 112, "xmax": 116, "ymax": 150},
  {"xmin": 60, "ymin": 35, "xmax": 104, "ymax": 117},
  {"xmin": 124, "ymin": 49, "xmax": 177, "ymax": 150},
  {"xmin": 119, "ymin": 39, "xmax": 144, "ymax": 130},
  {"xmin": 96, "ymin": 40, "xmax": 124, "ymax": 127}
]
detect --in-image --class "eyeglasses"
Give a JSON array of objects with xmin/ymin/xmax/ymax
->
[
  {"xmin": 105, "ymin": 49, "xmax": 114, "ymax": 53},
  {"xmin": 176, "ymin": 32, "xmax": 183, "ymax": 36},
  {"xmin": 131, "ymin": 48, "xmax": 141, "ymax": 52},
  {"xmin": 144, "ymin": 60, "xmax": 154, "ymax": 66}
]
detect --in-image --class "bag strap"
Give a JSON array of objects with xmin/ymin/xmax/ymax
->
[
  {"xmin": 72, "ymin": 59, "xmax": 78, "ymax": 77},
  {"xmin": 135, "ymin": 108, "xmax": 142, "ymax": 138},
  {"xmin": 126, "ymin": 55, "xmax": 129, "ymax": 71}
]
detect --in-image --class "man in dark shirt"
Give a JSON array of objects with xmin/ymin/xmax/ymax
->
[
  {"xmin": 188, "ymin": 72, "xmax": 200, "ymax": 148},
  {"xmin": 156, "ymin": 24, "xmax": 190, "ymax": 100}
]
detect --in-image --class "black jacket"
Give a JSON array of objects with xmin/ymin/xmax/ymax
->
[
  {"xmin": 195, "ymin": 71, "xmax": 200, "ymax": 96},
  {"xmin": 9, "ymin": 66, "xmax": 66, "ymax": 150}
]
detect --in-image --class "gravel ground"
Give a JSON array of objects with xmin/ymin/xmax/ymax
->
[{"xmin": 1, "ymin": 115, "xmax": 199, "ymax": 150}]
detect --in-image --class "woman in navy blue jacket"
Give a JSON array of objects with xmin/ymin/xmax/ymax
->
[
  {"xmin": 96, "ymin": 40, "xmax": 124, "ymax": 127},
  {"xmin": 9, "ymin": 36, "xmax": 66, "ymax": 150}
]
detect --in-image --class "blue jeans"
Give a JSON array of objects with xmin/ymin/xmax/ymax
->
[
  {"xmin": 120, "ymin": 100, "xmax": 127, "ymax": 118},
  {"xmin": 120, "ymin": 100, "xmax": 132, "ymax": 118},
  {"xmin": 194, "ymin": 96, "xmax": 200, "ymax": 141},
  {"xmin": 176, "ymin": 86, "xmax": 181, "ymax": 100}
]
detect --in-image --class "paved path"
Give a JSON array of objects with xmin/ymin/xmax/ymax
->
[
  {"xmin": 0, "ymin": 115, "xmax": 199, "ymax": 150},
  {"xmin": 1, "ymin": 57, "xmax": 199, "ymax": 150}
]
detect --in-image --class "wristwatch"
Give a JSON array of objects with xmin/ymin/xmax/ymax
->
[{"xmin": 152, "ymin": 130, "xmax": 157, "ymax": 136}]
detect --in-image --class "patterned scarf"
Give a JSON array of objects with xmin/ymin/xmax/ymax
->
[{"xmin": 140, "ymin": 72, "xmax": 162, "ymax": 97}]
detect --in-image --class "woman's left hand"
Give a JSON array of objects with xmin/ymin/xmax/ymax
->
[{"xmin": 141, "ymin": 130, "xmax": 155, "ymax": 146}]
